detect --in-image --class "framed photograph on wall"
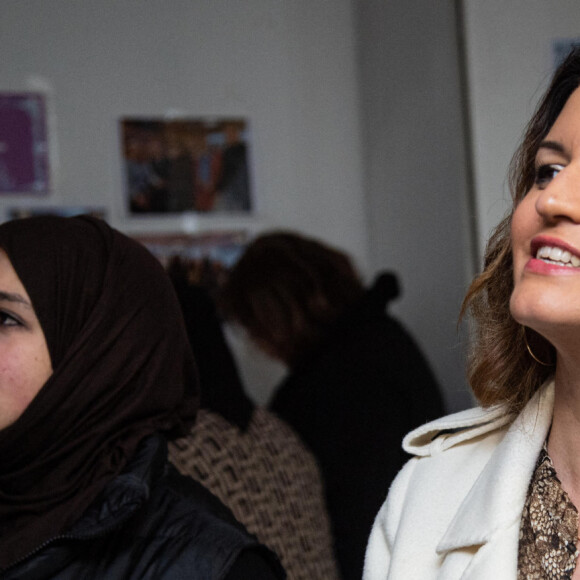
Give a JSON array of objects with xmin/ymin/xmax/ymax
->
[
  {"xmin": 120, "ymin": 117, "xmax": 252, "ymax": 216},
  {"xmin": 133, "ymin": 230, "xmax": 247, "ymax": 296},
  {"xmin": 0, "ymin": 93, "xmax": 49, "ymax": 194}
]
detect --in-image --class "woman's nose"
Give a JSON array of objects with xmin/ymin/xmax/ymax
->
[{"xmin": 535, "ymin": 164, "xmax": 580, "ymax": 223}]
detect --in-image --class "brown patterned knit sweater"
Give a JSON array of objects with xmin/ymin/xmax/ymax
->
[{"xmin": 169, "ymin": 407, "xmax": 340, "ymax": 580}]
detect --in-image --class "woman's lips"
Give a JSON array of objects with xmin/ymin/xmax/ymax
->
[
  {"xmin": 525, "ymin": 257, "xmax": 580, "ymax": 275},
  {"xmin": 526, "ymin": 235, "xmax": 580, "ymax": 274}
]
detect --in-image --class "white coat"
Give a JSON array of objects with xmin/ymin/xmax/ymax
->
[{"xmin": 363, "ymin": 379, "xmax": 555, "ymax": 580}]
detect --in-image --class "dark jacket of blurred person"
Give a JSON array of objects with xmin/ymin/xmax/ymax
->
[
  {"xmin": 218, "ymin": 232, "xmax": 445, "ymax": 580},
  {"xmin": 168, "ymin": 278, "xmax": 340, "ymax": 580}
]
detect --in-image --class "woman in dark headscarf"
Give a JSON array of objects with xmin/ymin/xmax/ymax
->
[{"xmin": 0, "ymin": 215, "xmax": 284, "ymax": 579}]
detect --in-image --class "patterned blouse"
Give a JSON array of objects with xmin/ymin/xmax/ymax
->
[{"xmin": 518, "ymin": 443, "xmax": 579, "ymax": 579}]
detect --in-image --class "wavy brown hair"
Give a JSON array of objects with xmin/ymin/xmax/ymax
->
[
  {"xmin": 461, "ymin": 47, "xmax": 580, "ymax": 412},
  {"xmin": 218, "ymin": 231, "xmax": 364, "ymax": 367}
]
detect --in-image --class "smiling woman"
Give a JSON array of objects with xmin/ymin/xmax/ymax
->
[
  {"xmin": 511, "ymin": 87, "xmax": 580, "ymax": 343},
  {"xmin": 0, "ymin": 216, "xmax": 285, "ymax": 579},
  {"xmin": 363, "ymin": 47, "xmax": 580, "ymax": 580}
]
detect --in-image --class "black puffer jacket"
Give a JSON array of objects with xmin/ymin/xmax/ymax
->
[{"xmin": 2, "ymin": 435, "xmax": 285, "ymax": 579}]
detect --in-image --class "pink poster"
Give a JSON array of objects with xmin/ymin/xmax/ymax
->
[{"xmin": 0, "ymin": 93, "xmax": 49, "ymax": 194}]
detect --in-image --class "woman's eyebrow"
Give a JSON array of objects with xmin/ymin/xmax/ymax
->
[
  {"xmin": 537, "ymin": 140, "xmax": 571, "ymax": 159},
  {"xmin": 0, "ymin": 291, "xmax": 32, "ymax": 308}
]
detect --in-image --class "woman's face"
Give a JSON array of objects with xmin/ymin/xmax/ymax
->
[
  {"xmin": 510, "ymin": 87, "xmax": 580, "ymax": 348},
  {"xmin": 0, "ymin": 249, "xmax": 52, "ymax": 430}
]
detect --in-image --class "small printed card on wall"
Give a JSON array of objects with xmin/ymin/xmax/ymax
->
[
  {"xmin": 0, "ymin": 93, "xmax": 49, "ymax": 194},
  {"xmin": 7, "ymin": 206, "xmax": 107, "ymax": 222},
  {"xmin": 120, "ymin": 117, "xmax": 252, "ymax": 216},
  {"xmin": 553, "ymin": 38, "xmax": 580, "ymax": 69}
]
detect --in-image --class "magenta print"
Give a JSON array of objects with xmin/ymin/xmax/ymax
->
[{"xmin": 0, "ymin": 93, "xmax": 49, "ymax": 194}]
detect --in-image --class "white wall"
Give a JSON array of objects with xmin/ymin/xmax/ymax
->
[
  {"xmin": 463, "ymin": 0, "xmax": 580, "ymax": 257},
  {"xmin": 355, "ymin": 0, "xmax": 474, "ymax": 411},
  {"xmin": 0, "ymin": 0, "xmax": 369, "ymax": 268}
]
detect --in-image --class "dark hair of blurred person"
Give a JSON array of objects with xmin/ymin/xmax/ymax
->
[{"xmin": 219, "ymin": 233, "xmax": 363, "ymax": 367}]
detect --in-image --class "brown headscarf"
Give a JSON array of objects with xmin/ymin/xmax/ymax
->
[{"xmin": 0, "ymin": 215, "xmax": 200, "ymax": 569}]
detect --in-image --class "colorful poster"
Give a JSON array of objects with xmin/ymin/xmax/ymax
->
[{"xmin": 121, "ymin": 117, "xmax": 252, "ymax": 215}]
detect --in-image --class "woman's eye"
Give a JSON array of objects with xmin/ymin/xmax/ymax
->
[
  {"xmin": 534, "ymin": 163, "xmax": 564, "ymax": 187},
  {"xmin": 0, "ymin": 311, "xmax": 21, "ymax": 327}
]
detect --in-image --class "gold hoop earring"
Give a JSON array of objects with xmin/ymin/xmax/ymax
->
[{"xmin": 523, "ymin": 327, "xmax": 553, "ymax": 366}]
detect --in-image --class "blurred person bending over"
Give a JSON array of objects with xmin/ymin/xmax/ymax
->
[{"xmin": 218, "ymin": 231, "xmax": 444, "ymax": 580}]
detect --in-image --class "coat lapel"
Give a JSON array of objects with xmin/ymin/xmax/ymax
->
[{"xmin": 436, "ymin": 381, "xmax": 555, "ymax": 578}]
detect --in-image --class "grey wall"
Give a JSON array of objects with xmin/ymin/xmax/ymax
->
[
  {"xmin": 0, "ymin": 0, "xmax": 369, "ymax": 268},
  {"xmin": 463, "ymin": 0, "xmax": 580, "ymax": 257},
  {"xmin": 1, "ymin": 0, "xmax": 474, "ymax": 411},
  {"xmin": 355, "ymin": 0, "xmax": 474, "ymax": 411}
]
